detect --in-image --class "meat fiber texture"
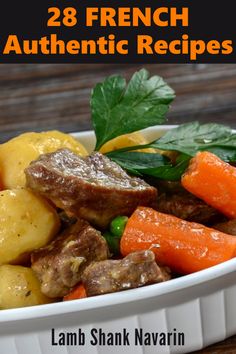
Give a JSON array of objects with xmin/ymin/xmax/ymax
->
[
  {"xmin": 25, "ymin": 149, "xmax": 157, "ymax": 228},
  {"xmin": 31, "ymin": 219, "xmax": 109, "ymax": 298},
  {"xmin": 82, "ymin": 250, "xmax": 171, "ymax": 296}
]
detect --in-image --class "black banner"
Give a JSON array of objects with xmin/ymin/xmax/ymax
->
[{"xmin": 0, "ymin": 0, "xmax": 235, "ymax": 63}]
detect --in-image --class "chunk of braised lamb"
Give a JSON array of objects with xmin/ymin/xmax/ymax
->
[
  {"xmin": 156, "ymin": 191, "xmax": 222, "ymax": 225},
  {"xmin": 25, "ymin": 149, "xmax": 158, "ymax": 228},
  {"xmin": 82, "ymin": 250, "xmax": 171, "ymax": 296},
  {"xmin": 145, "ymin": 179, "xmax": 184, "ymax": 194},
  {"xmin": 31, "ymin": 219, "xmax": 109, "ymax": 298},
  {"xmin": 58, "ymin": 211, "xmax": 77, "ymax": 230},
  {"xmin": 213, "ymin": 219, "xmax": 236, "ymax": 235}
]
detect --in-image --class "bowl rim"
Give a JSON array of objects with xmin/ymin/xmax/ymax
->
[
  {"xmin": 1, "ymin": 257, "xmax": 236, "ymax": 323},
  {"xmin": 1, "ymin": 124, "xmax": 236, "ymax": 323}
]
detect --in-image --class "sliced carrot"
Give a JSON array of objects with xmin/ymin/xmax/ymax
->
[
  {"xmin": 120, "ymin": 207, "xmax": 236, "ymax": 274},
  {"xmin": 181, "ymin": 151, "xmax": 236, "ymax": 219},
  {"xmin": 63, "ymin": 284, "xmax": 87, "ymax": 301}
]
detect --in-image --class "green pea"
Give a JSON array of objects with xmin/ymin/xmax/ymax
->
[
  {"xmin": 110, "ymin": 216, "xmax": 128, "ymax": 237},
  {"xmin": 103, "ymin": 231, "xmax": 120, "ymax": 255}
]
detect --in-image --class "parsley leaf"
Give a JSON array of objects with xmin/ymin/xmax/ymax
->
[
  {"xmin": 106, "ymin": 122, "xmax": 236, "ymax": 181},
  {"xmin": 151, "ymin": 122, "xmax": 236, "ymax": 162},
  {"xmin": 107, "ymin": 152, "xmax": 169, "ymax": 176},
  {"xmin": 107, "ymin": 151, "xmax": 190, "ymax": 181},
  {"xmin": 91, "ymin": 69, "xmax": 175, "ymax": 150}
]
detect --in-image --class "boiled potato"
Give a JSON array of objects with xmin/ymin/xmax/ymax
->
[
  {"xmin": 0, "ymin": 265, "xmax": 52, "ymax": 309},
  {"xmin": 99, "ymin": 132, "xmax": 156, "ymax": 154},
  {"xmin": 0, "ymin": 169, "xmax": 3, "ymax": 191},
  {"xmin": 0, "ymin": 189, "xmax": 60, "ymax": 265},
  {"xmin": 100, "ymin": 131, "xmax": 177, "ymax": 161},
  {"xmin": 0, "ymin": 130, "xmax": 88, "ymax": 189}
]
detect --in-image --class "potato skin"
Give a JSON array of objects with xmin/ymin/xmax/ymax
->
[
  {"xmin": 0, "ymin": 130, "xmax": 88, "ymax": 189},
  {"xmin": 0, "ymin": 265, "xmax": 52, "ymax": 309},
  {"xmin": 0, "ymin": 189, "xmax": 60, "ymax": 265}
]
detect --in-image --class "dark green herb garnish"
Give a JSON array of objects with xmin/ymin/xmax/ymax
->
[
  {"xmin": 107, "ymin": 151, "xmax": 190, "ymax": 181},
  {"xmin": 151, "ymin": 122, "xmax": 235, "ymax": 161},
  {"xmin": 91, "ymin": 67, "xmax": 236, "ymax": 180},
  {"xmin": 106, "ymin": 122, "xmax": 236, "ymax": 180},
  {"xmin": 91, "ymin": 69, "xmax": 175, "ymax": 150},
  {"xmin": 107, "ymin": 152, "xmax": 169, "ymax": 176}
]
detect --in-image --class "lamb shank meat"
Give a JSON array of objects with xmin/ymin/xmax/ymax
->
[
  {"xmin": 213, "ymin": 219, "xmax": 236, "ymax": 235},
  {"xmin": 31, "ymin": 219, "xmax": 109, "ymax": 298},
  {"xmin": 143, "ymin": 179, "xmax": 222, "ymax": 225},
  {"xmin": 156, "ymin": 191, "xmax": 221, "ymax": 225},
  {"xmin": 25, "ymin": 149, "xmax": 157, "ymax": 228},
  {"xmin": 82, "ymin": 250, "xmax": 171, "ymax": 296}
]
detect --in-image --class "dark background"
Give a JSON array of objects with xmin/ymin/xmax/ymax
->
[
  {"xmin": 0, "ymin": 63, "xmax": 236, "ymax": 143},
  {"xmin": 0, "ymin": 63, "xmax": 236, "ymax": 353},
  {"xmin": 0, "ymin": 1, "xmax": 235, "ymax": 63}
]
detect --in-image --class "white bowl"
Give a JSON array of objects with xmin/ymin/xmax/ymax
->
[{"xmin": 1, "ymin": 126, "xmax": 236, "ymax": 354}]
